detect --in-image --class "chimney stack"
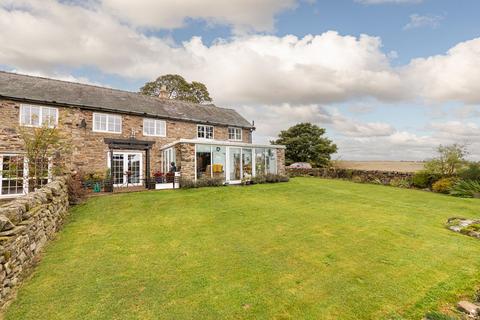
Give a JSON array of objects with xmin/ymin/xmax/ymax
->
[{"xmin": 158, "ymin": 85, "xmax": 169, "ymax": 99}]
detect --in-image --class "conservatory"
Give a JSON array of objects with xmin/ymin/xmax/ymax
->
[{"xmin": 160, "ymin": 139, "xmax": 285, "ymax": 183}]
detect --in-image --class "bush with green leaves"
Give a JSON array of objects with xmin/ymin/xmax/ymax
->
[
  {"xmin": 412, "ymin": 171, "xmax": 442, "ymax": 189},
  {"xmin": 251, "ymin": 175, "xmax": 267, "ymax": 184},
  {"xmin": 432, "ymin": 178, "xmax": 456, "ymax": 194},
  {"xmin": 424, "ymin": 144, "xmax": 468, "ymax": 176},
  {"xmin": 450, "ymin": 179, "xmax": 480, "ymax": 198},
  {"xmin": 179, "ymin": 177, "xmax": 224, "ymax": 189},
  {"xmin": 251, "ymin": 174, "xmax": 289, "ymax": 184},
  {"xmin": 265, "ymin": 173, "xmax": 289, "ymax": 183},
  {"xmin": 458, "ymin": 162, "xmax": 480, "ymax": 181}
]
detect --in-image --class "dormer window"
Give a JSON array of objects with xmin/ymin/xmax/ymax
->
[
  {"xmin": 197, "ymin": 125, "xmax": 214, "ymax": 139},
  {"xmin": 228, "ymin": 127, "xmax": 242, "ymax": 141}
]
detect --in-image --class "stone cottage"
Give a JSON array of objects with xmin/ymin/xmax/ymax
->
[{"xmin": 0, "ymin": 71, "xmax": 285, "ymax": 197}]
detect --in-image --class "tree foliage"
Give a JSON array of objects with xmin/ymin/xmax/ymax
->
[
  {"xmin": 424, "ymin": 144, "xmax": 468, "ymax": 176},
  {"xmin": 139, "ymin": 74, "xmax": 212, "ymax": 104},
  {"xmin": 18, "ymin": 125, "xmax": 69, "ymax": 190},
  {"xmin": 272, "ymin": 123, "xmax": 337, "ymax": 167}
]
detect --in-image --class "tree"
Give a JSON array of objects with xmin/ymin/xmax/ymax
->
[
  {"xmin": 424, "ymin": 144, "xmax": 468, "ymax": 176},
  {"xmin": 272, "ymin": 123, "xmax": 337, "ymax": 167},
  {"xmin": 18, "ymin": 125, "xmax": 69, "ymax": 191},
  {"xmin": 139, "ymin": 74, "xmax": 212, "ymax": 104}
]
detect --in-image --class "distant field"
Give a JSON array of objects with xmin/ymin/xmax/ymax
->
[{"xmin": 335, "ymin": 160, "xmax": 424, "ymax": 173}]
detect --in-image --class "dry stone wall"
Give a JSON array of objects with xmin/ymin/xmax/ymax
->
[
  {"xmin": 287, "ymin": 168, "xmax": 413, "ymax": 185},
  {"xmin": 0, "ymin": 177, "xmax": 69, "ymax": 308}
]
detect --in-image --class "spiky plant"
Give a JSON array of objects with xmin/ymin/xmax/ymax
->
[{"xmin": 450, "ymin": 179, "xmax": 480, "ymax": 198}]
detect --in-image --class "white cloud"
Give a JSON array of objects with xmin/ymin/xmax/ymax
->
[
  {"xmin": 405, "ymin": 38, "xmax": 480, "ymax": 104},
  {"xmin": 4, "ymin": 0, "xmax": 479, "ymax": 108},
  {"xmin": 429, "ymin": 121, "xmax": 480, "ymax": 138},
  {"xmin": 237, "ymin": 103, "xmax": 395, "ymax": 149},
  {"xmin": 355, "ymin": 0, "xmax": 423, "ymax": 5},
  {"xmin": 0, "ymin": 1, "xmax": 407, "ymax": 106},
  {"xmin": 181, "ymin": 33, "xmax": 406, "ymax": 106},
  {"xmin": 102, "ymin": 0, "xmax": 300, "ymax": 34},
  {"xmin": 404, "ymin": 13, "xmax": 444, "ymax": 30}
]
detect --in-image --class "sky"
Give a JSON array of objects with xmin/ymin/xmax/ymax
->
[{"xmin": 1, "ymin": 0, "xmax": 480, "ymax": 160}]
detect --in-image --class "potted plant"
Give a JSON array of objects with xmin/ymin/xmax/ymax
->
[{"xmin": 153, "ymin": 171, "xmax": 164, "ymax": 183}]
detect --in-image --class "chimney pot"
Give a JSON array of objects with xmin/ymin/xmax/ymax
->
[{"xmin": 158, "ymin": 85, "xmax": 169, "ymax": 99}]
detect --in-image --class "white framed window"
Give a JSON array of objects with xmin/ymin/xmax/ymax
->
[
  {"xmin": 197, "ymin": 125, "xmax": 214, "ymax": 139},
  {"xmin": 143, "ymin": 118, "xmax": 166, "ymax": 137},
  {"xmin": 20, "ymin": 104, "xmax": 58, "ymax": 127},
  {"xmin": 93, "ymin": 113, "xmax": 122, "ymax": 133},
  {"xmin": 0, "ymin": 155, "xmax": 26, "ymax": 197},
  {"xmin": 228, "ymin": 127, "xmax": 242, "ymax": 141}
]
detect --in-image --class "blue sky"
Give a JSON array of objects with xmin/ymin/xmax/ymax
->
[{"xmin": 1, "ymin": 0, "xmax": 480, "ymax": 160}]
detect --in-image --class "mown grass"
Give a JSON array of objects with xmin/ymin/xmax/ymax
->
[{"xmin": 4, "ymin": 177, "xmax": 480, "ymax": 319}]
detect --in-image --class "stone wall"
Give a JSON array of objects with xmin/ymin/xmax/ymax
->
[
  {"xmin": 276, "ymin": 149, "xmax": 286, "ymax": 175},
  {"xmin": 176, "ymin": 143, "xmax": 196, "ymax": 180},
  {"xmin": 287, "ymin": 168, "xmax": 414, "ymax": 185},
  {"xmin": 0, "ymin": 99, "xmax": 252, "ymax": 177},
  {"xmin": 0, "ymin": 177, "xmax": 69, "ymax": 308}
]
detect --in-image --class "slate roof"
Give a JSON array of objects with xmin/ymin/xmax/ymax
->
[{"xmin": 0, "ymin": 71, "xmax": 253, "ymax": 128}]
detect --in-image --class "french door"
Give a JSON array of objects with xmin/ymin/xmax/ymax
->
[{"xmin": 110, "ymin": 152, "xmax": 143, "ymax": 187}]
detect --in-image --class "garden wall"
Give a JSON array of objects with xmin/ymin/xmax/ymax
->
[
  {"xmin": 287, "ymin": 168, "xmax": 414, "ymax": 185},
  {"xmin": 0, "ymin": 177, "xmax": 69, "ymax": 309}
]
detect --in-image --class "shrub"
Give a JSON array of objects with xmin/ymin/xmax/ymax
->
[
  {"xmin": 265, "ymin": 173, "xmax": 289, "ymax": 183},
  {"xmin": 432, "ymin": 178, "xmax": 456, "ymax": 194},
  {"xmin": 66, "ymin": 173, "xmax": 86, "ymax": 205},
  {"xmin": 251, "ymin": 175, "xmax": 267, "ymax": 184},
  {"xmin": 389, "ymin": 177, "xmax": 411, "ymax": 188},
  {"xmin": 458, "ymin": 162, "xmax": 480, "ymax": 181},
  {"xmin": 424, "ymin": 144, "xmax": 468, "ymax": 176},
  {"xmin": 450, "ymin": 180, "xmax": 480, "ymax": 198},
  {"xmin": 412, "ymin": 171, "xmax": 442, "ymax": 189},
  {"xmin": 251, "ymin": 174, "xmax": 289, "ymax": 184},
  {"xmin": 82, "ymin": 171, "xmax": 105, "ymax": 182},
  {"xmin": 196, "ymin": 177, "xmax": 224, "ymax": 188},
  {"xmin": 179, "ymin": 177, "xmax": 224, "ymax": 189}
]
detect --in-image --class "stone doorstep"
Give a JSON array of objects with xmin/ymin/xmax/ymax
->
[{"xmin": 457, "ymin": 300, "xmax": 480, "ymax": 317}]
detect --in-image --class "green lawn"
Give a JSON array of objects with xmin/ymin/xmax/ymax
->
[{"xmin": 5, "ymin": 178, "xmax": 480, "ymax": 320}]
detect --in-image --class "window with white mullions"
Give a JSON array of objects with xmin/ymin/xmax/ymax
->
[
  {"xmin": 0, "ymin": 155, "xmax": 26, "ymax": 196},
  {"xmin": 93, "ymin": 113, "xmax": 122, "ymax": 133},
  {"xmin": 197, "ymin": 125, "xmax": 214, "ymax": 139},
  {"xmin": 143, "ymin": 119, "xmax": 166, "ymax": 137},
  {"xmin": 20, "ymin": 104, "xmax": 58, "ymax": 127},
  {"xmin": 228, "ymin": 127, "xmax": 242, "ymax": 141}
]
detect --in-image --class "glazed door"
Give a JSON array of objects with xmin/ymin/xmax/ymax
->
[{"xmin": 111, "ymin": 152, "xmax": 143, "ymax": 187}]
